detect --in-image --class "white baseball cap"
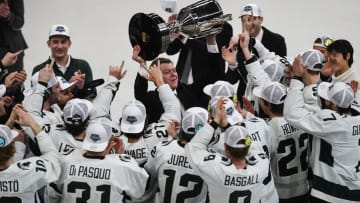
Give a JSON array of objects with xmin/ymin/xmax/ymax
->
[
  {"xmin": 83, "ymin": 122, "xmax": 111, "ymax": 152},
  {"xmin": 301, "ymin": 49, "xmax": 325, "ymax": 72},
  {"xmin": 203, "ymin": 80, "xmax": 235, "ymax": 98},
  {"xmin": 210, "ymin": 97, "xmax": 243, "ymax": 125},
  {"xmin": 49, "ymin": 24, "xmax": 70, "ymax": 38},
  {"xmin": 181, "ymin": 107, "xmax": 208, "ymax": 135},
  {"xmin": 120, "ymin": 100, "xmax": 146, "ymax": 134},
  {"xmin": 313, "ymin": 35, "xmax": 334, "ymax": 48},
  {"xmin": 56, "ymin": 76, "xmax": 77, "ymax": 91},
  {"xmin": 0, "ymin": 85, "xmax": 6, "ymax": 97},
  {"xmin": 253, "ymin": 82, "xmax": 287, "ymax": 104},
  {"xmin": 224, "ymin": 125, "xmax": 251, "ymax": 148},
  {"xmin": 317, "ymin": 82, "xmax": 354, "ymax": 108},
  {"xmin": 0, "ymin": 125, "xmax": 19, "ymax": 148},
  {"xmin": 240, "ymin": 3, "xmax": 262, "ymax": 17},
  {"xmin": 160, "ymin": 0, "xmax": 177, "ymax": 13},
  {"xmin": 261, "ymin": 59, "xmax": 285, "ymax": 82},
  {"xmin": 63, "ymin": 98, "xmax": 93, "ymax": 125}
]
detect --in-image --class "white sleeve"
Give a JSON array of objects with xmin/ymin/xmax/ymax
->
[
  {"xmin": 245, "ymin": 59, "xmax": 271, "ymax": 87},
  {"xmin": 92, "ymin": 75, "xmax": 120, "ymax": 118},
  {"xmin": 13, "ymin": 141, "xmax": 26, "ymax": 161},
  {"xmin": 22, "ymin": 85, "xmax": 48, "ymax": 141},
  {"xmin": 185, "ymin": 124, "xmax": 215, "ymax": 167},
  {"xmin": 158, "ymin": 84, "xmax": 181, "ymax": 123},
  {"xmin": 207, "ymin": 43, "xmax": 219, "ymax": 53},
  {"xmin": 22, "ymin": 85, "xmax": 47, "ymax": 120},
  {"xmin": 284, "ymin": 79, "xmax": 337, "ymax": 136},
  {"xmin": 253, "ymin": 39, "xmax": 278, "ymax": 61},
  {"xmin": 118, "ymin": 155, "xmax": 150, "ymax": 199},
  {"xmin": 36, "ymin": 131, "xmax": 61, "ymax": 177}
]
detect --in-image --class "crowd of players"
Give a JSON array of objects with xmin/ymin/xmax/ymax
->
[{"xmin": 0, "ymin": 1, "xmax": 360, "ymax": 203}]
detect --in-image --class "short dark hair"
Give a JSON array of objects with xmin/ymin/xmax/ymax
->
[
  {"xmin": 327, "ymin": 39, "xmax": 354, "ymax": 67},
  {"xmin": 262, "ymin": 99, "xmax": 284, "ymax": 115},
  {"xmin": 0, "ymin": 142, "xmax": 15, "ymax": 166},
  {"xmin": 150, "ymin": 57, "xmax": 173, "ymax": 67},
  {"xmin": 225, "ymin": 142, "xmax": 249, "ymax": 159},
  {"xmin": 179, "ymin": 130, "xmax": 194, "ymax": 143},
  {"xmin": 65, "ymin": 118, "xmax": 89, "ymax": 137}
]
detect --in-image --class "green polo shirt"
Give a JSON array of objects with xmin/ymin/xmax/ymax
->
[{"xmin": 32, "ymin": 57, "xmax": 94, "ymax": 98}]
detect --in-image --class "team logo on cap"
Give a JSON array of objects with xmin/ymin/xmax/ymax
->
[
  {"xmin": 126, "ymin": 116, "xmax": 138, "ymax": 124},
  {"xmin": 194, "ymin": 124, "xmax": 204, "ymax": 134},
  {"xmin": 55, "ymin": 26, "xmax": 66, "ymax": 32},
  {"xmin": 324, "ymin": 38, "xmax": 333, "ymax": 47},
  {"xmin": 243, "ymin": 5, "xmax": 253, "ymax": 14},
  {"xmin": 67, "ymin": 114, "xmax": 82, "ymax": 125},
  {"xmin": 90, "ymin": 134, "xmax": 101, "ymax": 142},
  {"xmin": 0, "ymin": 137, "xmax": 5, "ymax": 147},
  {"xmin": 226, "ymin": 107, "xmax": 234, "ymax": 116}
]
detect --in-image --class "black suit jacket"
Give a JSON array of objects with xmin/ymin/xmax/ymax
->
[
  {"xmin": 134, "ymin": 46, "xmax": 225, "ymax": 123},
  {"xmin": 225, "ymin": 26, "xmax": 287, "ymax": 98},
  {"xmin": 0, "ymin": 0, "xmax": 27, "ymax": 72},
  {"xmin": 261, "ymin": 26, "xmax": 287, "ymax": 57}
]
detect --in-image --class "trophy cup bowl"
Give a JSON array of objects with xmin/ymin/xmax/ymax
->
[{"xmin": 129, "ymin": 0, "xmax": 232, "ymax": 60}]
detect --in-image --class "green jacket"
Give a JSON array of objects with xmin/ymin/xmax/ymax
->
[{"xmin": 32, "ymin": 56, "xmax": 94, "ymax": 98}]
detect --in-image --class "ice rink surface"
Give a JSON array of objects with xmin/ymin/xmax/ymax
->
[{"xmin": 23, "ymin": 0, "xmax": 360, "ymax": 120}]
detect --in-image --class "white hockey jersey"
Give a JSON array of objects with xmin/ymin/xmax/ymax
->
[
  {"xmin": 54, "ymin": 153, "xmax": 149, "ymax": 203},
  {"xmin": 284, "ymin": 79, "xmax": 360, "ymax": 202},
  {"xmin": 146, "ymin": 140, "xmax": 208, "ymax": 203},
  {"xmin": 185, "ymin": 124, "xmax": 278, "ymax": 202},
  {"xmin": 0, "ymin": 132, "xmax": 61, "ymax": 203},
  {"xmin": 268, "ymin": 117, "xmax": 310, "ymax": 199}
]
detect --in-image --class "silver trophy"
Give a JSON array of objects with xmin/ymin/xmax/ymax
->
[{"xmin": 129, "ymin": 0, "xmax": 232, "ymax": 60}]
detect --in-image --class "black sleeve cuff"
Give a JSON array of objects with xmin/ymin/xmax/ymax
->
[
  {"xmin": 244, "ymin": 55, "xmax": 258, "ymax": 65},
  {"xmin": 209, "ymin": 121, "xmax": 220, "ymax": 130},
  {"xmin": 320, "ymin": 72, "xmax": 332, "ymax": 82},
  {"xmin": 38, "ymin": 81, "xmax": 48, "ymax": 88},
  {"xmin": 292, "ymin": 76, "xmax": 303, "ymax": 82}
]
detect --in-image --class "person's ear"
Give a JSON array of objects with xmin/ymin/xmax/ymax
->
[
  {"xmin": 47, "ymin": 40, "xmax": 50, "ymax": 47},
  {"xmin": 346, "ymin": 52, "xmax": 350, "ymax": 61}
]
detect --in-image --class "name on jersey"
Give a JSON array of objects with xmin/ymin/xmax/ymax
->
[
  {"xmin": 224, "ymin": 174, "xmax": 259, "ymax": 186},
  {"xmin": 125, "ymin": 148, "xmax": 146, "ymax": 159},
  {"xmin": 281, "ymin": 123, "xmax": 298, "ymax": 135},
  {"xmin": 69, "ymin": 165, "xmax": 111, "ymax": 180},
  {"xmin": 250, "ymin": 131, "xmax": 261, "ymax": 142},
  {"xmin": 167, "ymin": 154, "xmax": 192, "ymax": 169},
  {"xmin": 352, "ymin": 124, "xmax": 360, "ymax": 136},
  {"xmin": 0, "ymin": 180, "xmax": 19, "ymax": 192}
]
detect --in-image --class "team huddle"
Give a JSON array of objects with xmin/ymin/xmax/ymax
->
[{"xmin": 0, "ymin": 1, "xmax": 360, "ymax": 203}]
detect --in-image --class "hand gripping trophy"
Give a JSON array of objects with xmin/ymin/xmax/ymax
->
[{"xmin": 129, "ymin": 0, "xmax": 232, "ymax": 60}]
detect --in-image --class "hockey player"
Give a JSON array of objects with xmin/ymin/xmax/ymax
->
[
  {"xmin": 0, "ymin": 106, "xmax": 61, "ymax": 202},
  {"xmin": 146, "ymin": 107, "xmax": 209, "ymax": 203},
  {"xmin": 284, "ymin": 54, "xmax": 360, "ymax": 202},
  {"xmin": 54, "ymin": 122, "xmax": 149, "ymax": 202},
  {"xmin": 253, "ymin": 82, "xmax": 310, "ymax": 202},
  {"xmin": 185, "ymin": 97, "xmax": 278, "ymax": 202}
]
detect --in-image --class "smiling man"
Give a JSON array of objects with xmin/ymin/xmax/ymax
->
[{"xmin": 32, "ymin": 24, "xmax": 94, "ymax": 99}]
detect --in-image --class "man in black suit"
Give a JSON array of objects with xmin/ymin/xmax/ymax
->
[
  {"xmin": 166, "ymin": 21, "xmax": 233, "ymax": 109},
  {"xmin": 0, "ymin": 0, "xmax": 27, "ymax": 74},
  {"xmin": 133, "ymin": 35, "xmax": 224, "ymax": 123},
  {"xmin": 225, "ymin": 3, "xmax": 287, "ymax": 107}
]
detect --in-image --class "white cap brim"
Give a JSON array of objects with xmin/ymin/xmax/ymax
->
[
  {"xmin": 203, "ymin": 84, "xmax": 214, "ymax": 96},
  {"xmin": 82, "ymin": 141, "xmax": 108, "ymax": 152},
  {"xmin": 317, "ymin": 82, "xmax": 332, "ymax": 101},
  {"xmin": 227, "ymin": 110, "xmax": 243, "ymax": 125},
  {"xmin": 0, "ymin": 85, "xmax": 6, "ymax": 97},
  {"xmin": 121, "ymin": 121, "xmax": 145, "ymax": 134},
  {"xmin": 252, "ymin": 86, "xmax": 263, "ymax": 100}
]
